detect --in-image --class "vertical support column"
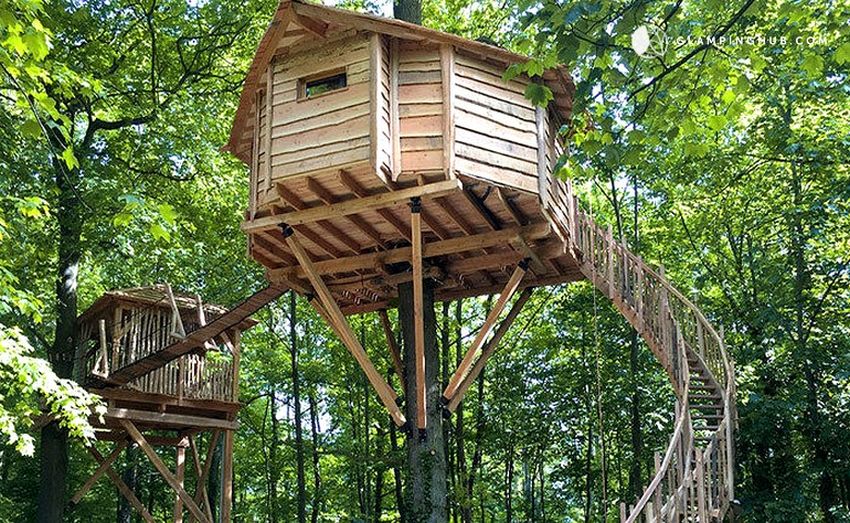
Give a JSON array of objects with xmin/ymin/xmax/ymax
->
[
  {"xmin": 221, "ymin": 430, "xmax": 234, "ymax": 522},
  {"xmin": 410, "ymin": 197, "xmax": 427, "ymax": 432},
  {"xmin": 174, "ymin": 440, "xmax": 187, "ymax": 523},
  {"xmin": 439, "ymin": 44, "xmax": 455, "ymax": 180}
]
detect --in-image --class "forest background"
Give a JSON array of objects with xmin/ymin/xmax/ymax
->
[{"xmin": 0, "ymin": 0, "xmax": 848, "ymax": 520}]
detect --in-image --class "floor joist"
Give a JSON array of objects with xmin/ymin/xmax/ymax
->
[
  {"xmin": 266, "ymin": 222, "xmax": 551, "ymax": 282},
  {"xmin": 242, "ymin": 179, "xmax": 462, "ymax": 233},
  {"xmin": 284, "ymin": 226, "xmax": 406, "ymax": 427},
  {"xmin": 445, "ymin": 288, "xmax": 533, "ymax": 412},
  {"xmin": 443, "ymin": 260, "xmax": 529, "ymax": 401}
]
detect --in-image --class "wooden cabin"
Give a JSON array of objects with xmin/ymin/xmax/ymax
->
[
  {"xmin": 231, "ymin": 0, "xmax": 580, "ymax": 313},
  {"xmin": 73, "ymin": 284, "xmax": 259, "ymax": 522},
  {"xmin": 228, "ymin": 3, "xmax": 737, "ymax": 521}
]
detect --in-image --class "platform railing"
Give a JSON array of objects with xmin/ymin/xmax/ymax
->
[{"xmin": 547, "ymin": 176, "xmax": 736, "ymax": 521}]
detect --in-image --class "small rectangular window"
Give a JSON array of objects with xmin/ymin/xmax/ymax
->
[{"xmin": 302, "ymin": 71, "xmax": 347, "ymax": 99}]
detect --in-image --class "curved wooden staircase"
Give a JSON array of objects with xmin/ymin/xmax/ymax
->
[{"xmin": 552, "ymin": 179, "xmax": 737, "ymax": 521}]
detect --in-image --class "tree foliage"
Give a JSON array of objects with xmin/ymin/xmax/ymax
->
[{"xmin": 0, "ymin": 0, "xmax": 848, "ymax": 521}]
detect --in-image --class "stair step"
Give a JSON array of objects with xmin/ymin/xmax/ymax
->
[
  {"xmin": 691, "ymin": 404, "xmax": 722, "ymax": 411},
  {"xmin": 690, "ymin": 385, "xmax": 718, "ymax": 391},
  {"xmin": 693, "ymin": 414, "xmax": 723, "ymax": 420}
]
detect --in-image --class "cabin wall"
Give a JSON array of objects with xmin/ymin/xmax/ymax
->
[
  {"xmin": 249, "ymin": 33, "xmax": 373, "ymax": 205},
  {"xmin": 452, "ymin": 51, "xmax": 538, "ymax": 192},
  {"xmin": 396, "ymin": 41, "xmax": 444, "ymax": 176}
]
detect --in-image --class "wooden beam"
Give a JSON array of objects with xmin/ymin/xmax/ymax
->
[
  {"xmin": 443, "ymin": 261, "xmax": 529, "ymax": 400},
  {"xmin": 284, "ymin": 228, "xmax": 406, "ymax": 427},
  {"xmin": 446, "ymin": 289, "xmax": 533, "ymax": 412},
  {"xmin": 378, "ymin": 310, "xmax": 405, "ymax": 389},
  {"xmin": 410, "ymin": 198, "xmax": 426, "ymax": 430},
  {"xmin": 436, "ymin": 272, "xmax": 581, "ymax": 302},
  {"xmin": 88, "ymin": 445, "xmax": 154, "ymax": 522},
  {"xmin": 338, "ymin": 171, "xmax": 410, "ymax": 241},
  {"xmin": 71, "ymin": 440, "xmax": 128, "ymax": 504},
  {"xmin": 292, "ymin": 12, "xmax": 327, "ymax": 37},
  {"xmin": 463, "ymin": 189, "xmax": 500, "ymax": 231},
  {"xmin": 267, "ymin": 223, "xmax": 551, "ymax": 282},
  {"xmin": 221, "ymin": 430, "xmax": 234, "ymax": 521},
  {"xmin": 188, "ymin": 431, "xmax": 220, "ymax": 523},
  {"xmin": 242, "ymin": 179, "xmax": 462, "ymax": 232},
  {"xmin": 276, "ymin": 183, "xmax": 362, "ymax": 254},
  {"xmin": 174, "ymin": 443, "xmax": 187, "ymax": 523},
  {"xmin": 120, "ymin": 420, "xmax": 209, "ymax": 523},
  {"xmin": 509, "ymin": 236, "xmax": 548, "ymax": 275},
  {"xmin": 102, "ymin": 407, "xmax": 237, "ymax": 431},
  {"xmin": 496, "ymin": 188, "xmax": 526, "ymax": 226},
  {"xmin": 307, "ymin": 177, "xmax": 386, "ymax": 249}
]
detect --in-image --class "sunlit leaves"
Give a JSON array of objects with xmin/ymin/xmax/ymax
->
[{"xmin": 0, "ymin": 325, "xmax": 104, "ymax": 456}]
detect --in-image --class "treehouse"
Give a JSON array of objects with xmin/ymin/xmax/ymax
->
[
  {"xmin": 71, "ymin": 284, "xmax": 270, "ymax": 522},
  {"xmin": 229, "ymin": 2, "xmax": 737, "ymax": 520}
]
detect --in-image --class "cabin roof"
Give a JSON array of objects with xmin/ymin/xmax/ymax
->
[
  {"xmin": 78, "ymin": 285, "xmax": 256, "ymax": 328},
  {"xmin": 225, "ymin": 0, "xmax": 575, "ymax": 163}
]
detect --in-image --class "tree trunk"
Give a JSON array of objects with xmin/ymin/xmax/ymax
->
[
  {"xmin": 37, "ymin": 158, "xmax": 82, "ymax": 522},
  {"xmin": 399, "ymin": 280, "xmax": 446, "ymax": 523},
  {"xmin": 209, "ymin": 435, "xmax": 222, "ymax": 522},
  {"xmin": 454, "ymin": 300, "xmax": 468, "ymax": 523},
  {"xmin": 309, "ymin": 392, "xmax": 323, "ymax": 523},
  {"xmin": 290, "ymin": 292, "xmax": 307, "ymax": 523}
]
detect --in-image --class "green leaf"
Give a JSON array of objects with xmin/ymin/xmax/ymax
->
[
  {"xmin": 157, "ymin": 203, "xmax": 178, "ymax": 225},
  {"xmin": 112, "ymin": 212, "xmax": 133, "ymax": 227},
  {"xmin": 707, "ymin": 115, "xmax": 726, "ymax": 131},
  {"xmin": 801, "ymin": 54, "xmax": 823, "ymax": 78},
  {"xmin": 524, "ymin": 83, "xmax": 553, "ymax": 107},
  {"xmin": 20, "ymin": 120, "xmax": 41, "ymax": 138},
  {"xmin": 835, "ymin": 42, "xmax": 850, "ymax": 65},
  {"xmin": 149, "ymin": 222, "xmax": 170, "ymax": 242},
  {"xmin": 60, "ymin": 147, "xmax": 79, "ymax": 170}
]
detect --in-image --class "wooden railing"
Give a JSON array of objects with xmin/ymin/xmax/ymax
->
[
  {"xmin": 545, "ymin": 175, "xmax": 736, "ymax": 521},
  {"xmin": 83, "ymin": 306, "xmax": 238, "ymax": 403}
]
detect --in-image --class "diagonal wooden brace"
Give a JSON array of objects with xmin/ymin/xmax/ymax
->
[
  {"xmin": 445, "ymin": 288, "xmax": 533, "ymax": 412},
  {"xmin": 87, "ymin": 444, "xmax": 154, "ymax": 522},
  {"xmin": 120, "ymin": 420, "xmax": 209, "ymax": 523},
  {"xmin": 410, "ymin": 197, "xmax": 427, "ymax": 430},
  {"xmin": 283, "ymin": 225, "xmax": 406, "ymax": 427},
  {"xmin": 442, "ymin": 260, "xmax": 529, "ymax": 401},
  {"xmin": 72, "ymin": 440, "xmax": 128, "ymax": 504}
]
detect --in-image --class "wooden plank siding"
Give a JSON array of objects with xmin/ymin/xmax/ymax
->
[
  {"xmin": 396, "ymin": 41, "xmax": 443, "ymax": 176},
  {"xmin": 453, "ymin": 51, "xmax": 539, "ymax": 193},
  {"xmin": 266, "ymin": 34, "xmax": 372, "ymax": 184}
]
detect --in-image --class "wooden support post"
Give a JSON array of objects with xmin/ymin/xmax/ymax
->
[
  {"xmin": 446, "ymin": 288, "xmax": 533, "ymax": 412},
  {"xmin": 379, "ymin": 310, "xmax": 405, "ymax": 389},
  {"xmin": 221, "ymin": 430, "xmax": 234, "ymax": 522},
  {"xmin": 71, "ymin": 440, "xmax": 128, "ymax": 504},
  {"xmin": 696, "ymin": 449, "xmax": 707, "ymax": 521},
  {"xmin": 174, "ymin": 441, "xmax": 187, "ymax": 523},
  {"xmin": 120, "ymin": 420, "xmax": 209, "ymax": 523},
  {"xmin": 442, "ymin": 260, "xmax": 529, "ymax": 401},
  {"xmin": 283, "ymin": 226, "xmax": 406, "ymax": 427},
  {"xmin": 98, "ymin": 318, "xmax": 109, "ymax": 376},
  {"xmin": 88, "ymin": 445, "xmax": 155, "ymax": 523},
  {"xmin": 165, "ymin": 283, "xmax": 186, "ymax": 339},
  {"xmin": 410, "ymin": 197, "xmax": 427, "ymax": 430}
]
